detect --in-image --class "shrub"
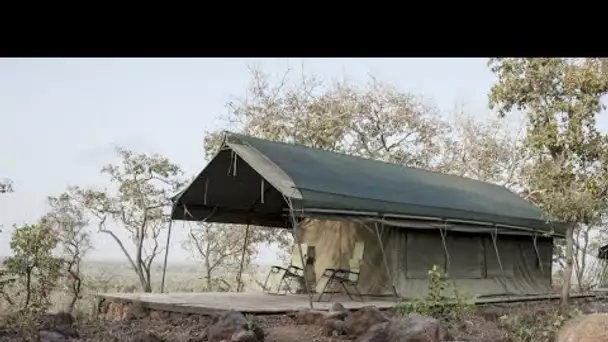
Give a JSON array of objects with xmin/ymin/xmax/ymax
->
[
  {"xmin": 3, "ymin": 222, "xmax": 62, "ymax": 310},
  {"xmin": 499, "ymin": 308, "xmax": 582, "ymax": 342},
  {"xmin": 395, "ymin": 264, "xmax": 472, "ymax": 323}
]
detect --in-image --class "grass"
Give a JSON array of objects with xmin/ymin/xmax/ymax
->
[{"xmin": 1, "ymin": 259, "xmax": 274, "ymax": 320}]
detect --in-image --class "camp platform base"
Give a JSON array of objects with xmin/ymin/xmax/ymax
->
[{"xmin": 97, "ymin": 292, "xmax": 597, "ymax": 316}]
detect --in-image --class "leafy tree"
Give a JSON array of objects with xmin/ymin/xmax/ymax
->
[
  {"xmin": 2, "ymin": 222, "xmax": 62, "ymax": 310},
  {"xmin": 46, "ymin": 192, "xmax": 91, "ymax": 312},
  {"xmin": 205, "ymin": 67, "xmax": 532, "ymax": 262},
  {"xmin": 488, "ymin": 58, "xmax": 608, "ymax": 311},
  {"xmin": 71, "ymin": 147, "xmax": 185, "ymax": 292}
]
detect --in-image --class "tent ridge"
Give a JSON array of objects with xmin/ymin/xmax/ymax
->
[
  {"xmin": 226, "ymin": 137, "xmax": 303, "ymax": 201},
  {"xmin": 292, "ymin": 184, "xmax": 549, "ymax": 225}
]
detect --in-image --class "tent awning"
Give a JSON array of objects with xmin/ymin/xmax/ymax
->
[{"xmin": 171, "ymin": 132, "xmax": 569, "ymax": 237}]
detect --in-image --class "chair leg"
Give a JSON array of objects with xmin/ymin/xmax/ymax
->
[
  {"xmin": 351, "ymin": 284, "xmax": 364, "ymax": 302},
  {"xmin": 341, "ymin": 281, "xmax": 354, "ymax": 301},
  {"xmin": 316, "ymin": 276, "xmax": 332, "ymax": 302},
  {"xmin": 279, "ymin": 274, "xmax": 290, "ymax": 295},
  {"xmin": 263, "ymin": 267, "xmax": 276, "ymax": 293}
]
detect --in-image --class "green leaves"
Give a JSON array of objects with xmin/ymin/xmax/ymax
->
[
  {"xmin": 71, "ymin": 147, "xmax": 186, "ymax": 292},
  {"xmin": 489, "ymin": 58, "xmax": 608, "ymax": 225},
  {"xmin": 3, "ymin": 221, "xmax": 62, "ymax": 309}
]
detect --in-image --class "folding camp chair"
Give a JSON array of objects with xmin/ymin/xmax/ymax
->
[
  {"xmin": 316, "ymin": 242, "xmax": 364, "ymax": 302},
  {"xmin": 263, "ymin": 244, "xmax": 310, "ymax": 295}
]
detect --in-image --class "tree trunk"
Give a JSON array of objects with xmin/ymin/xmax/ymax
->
[
  {"xmin": 68, "ymin": 277, "xmax": 81, "ymax": 313},
  {"xmin": 205, "ymin": 258, "xmax": 212, "ymax": 291},
  {"xmin": 561, "ymin": 223, "xmax": 575, "ymax": 312},
  {"xmin": 142, "ymin": 267, "xmax": 152, "ymax": 293},
  {"xmin": 23, "ymin": 267, "xmax": 32, "ymax": 309}
]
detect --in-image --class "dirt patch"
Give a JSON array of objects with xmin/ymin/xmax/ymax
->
[{"xmin": 2, "ymin": 296, "xmax": 607, "ymax": 342}]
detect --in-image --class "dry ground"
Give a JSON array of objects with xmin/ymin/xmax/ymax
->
[{"xmin": 3, "ymin": 296, "xmax": 598, "ymax": 342}]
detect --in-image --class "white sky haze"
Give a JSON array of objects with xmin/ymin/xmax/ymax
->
[{"xmin": 0, "ymin": 58, "xmax": 512, "ymax": 264}]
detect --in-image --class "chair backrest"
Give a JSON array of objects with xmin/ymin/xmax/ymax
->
[
  {"xmin": 348, "ymin": 258, "xmax": 361, "ymax": 282},
  {"xmin": 290, "ymin": 243, "xmax": 308, "ymax": 268},
  {"xmin": 347, "ymin": 242, "xmax": 365, "ymax": 282},
  {"xmin": 352, "ymin": 241, "xmax": 365, "ymax": 261}
]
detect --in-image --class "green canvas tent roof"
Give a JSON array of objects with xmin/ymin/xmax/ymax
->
[{"xmin": 171, "ymin": 132, "xmax": 567, "ymax": 237}]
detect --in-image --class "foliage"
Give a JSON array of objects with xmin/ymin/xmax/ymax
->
[
  {"xmin": 183, "ymin": 222, "xmax": 261, "ymax": 292},
  {"xmin": 499, "ymin": 308, "xmax": 582, "ymax": 342},
  {"xmin": 488, "ymin": 58, "xmax": 608, "ymax": 310},
  {"xmin": 440, "ymin": 107, "xmax": 530, "ymax": 193},
  {"xmin": 0, "ymin": 177, "xmax": 13, "ymax": 194},
  {"xmin": 206, "ymin": 67, "xmax": 530, "ymax": 257},
  {"xmin": 71, "ymin": 147, "xmax": 185, "ymax": 292},
  {"xmin": 46, "ymin": 191, "xmax": 92, "ymax": 313},
  {"xmin": 244, "ymin": 313, "xmax": 259, "ymax": 331},
  {"xmin": 2, "ymin": 222, "xmax": 62, "ymax": 310},
  {"xmin": 395, "ymin": 265, "xmax": 472, "ymax": 323}
]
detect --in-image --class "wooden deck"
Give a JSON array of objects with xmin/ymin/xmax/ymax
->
[
  {"xmin": 98, "ymin": 292, "xmax": 396, "ymax": 315},
  {"xmin": 98, "ymin": 291, "xmax": 599, "ymax": 316}
]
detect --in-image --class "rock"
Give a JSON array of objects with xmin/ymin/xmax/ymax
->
[
  {"xmin": 322, "ymin": 318, "xmax": 346, "ymax": 337},
  {"xmin": 293, "ymin": 309, "xmax": 327, "ymax": 326},
  {"xmin": 476, "ymin": 307, "xmax": 506, "ymax": 322},
  {"xmin": 356, "ymin": 315, "xmax": 451, "ymax": 342},
  {"xmin": 39, "ymin": 312, "xmax": 78, "ymax": 341},
  {"xmin": 40, "ymin": 312, "xmax": 75, "ymax": 328},
  {"xmin": 149, "ymin": 310, "xmax": 170, "ymax": 320},
  {"xmin": 106, "ymin": 302, "xmax": 123, "ymax": 321},
  {"xmin": 344, "ymin": 306, "xmax": 389, "ymax": 337},
  {"xmin": 97, "ymin": 297, "xmax": 110, "ymax": 314},
  {"xmin": 40, "ymin": 330, "xmax": 69, "ymax": 342},
  {"xmin": 556, "ymin": 313, "xmax": 608, "ymax": 342},
  {"xmin": 331, "ymin": 302, "xmax": 347, "ymax": 312},
  {"xmin": 582, "ymin": 302, "xmax": 608, "ymax": 314},
  {"xmin": 132, "ymin": 332, "xmax": 165, "ymax": 342},
  {"xmin": 231, "ymin": 330, "xmax": 258, "ymax": 342},
  {"xmin": 355, "ymin": 322, "xmax": 389, "ymax": 342},
  {"xmin": 385, "ymin": 315, "xmax": 451, "ymax": 342},
  {"xmin": 207, "ymin": 311, "xmax": 264, "ymax": 342}
]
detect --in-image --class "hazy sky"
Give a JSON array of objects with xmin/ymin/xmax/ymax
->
[{"xmin": 0, "ymin": 58, "xmax": 505, "ymax": 264}]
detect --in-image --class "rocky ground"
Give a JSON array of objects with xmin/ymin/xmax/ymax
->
[{"xmin": 2, "ymin": 297, "xmax": 608, "ymax": 341}]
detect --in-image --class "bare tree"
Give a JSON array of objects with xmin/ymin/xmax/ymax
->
[
  {"xmin": 438, "ymin": 107, "xmax": 530, "ymax": 192},
  {"xmin": 45, "ymin": 192, "xmax": 91, "ymax": 313},
  {"xmin": 205, "ymin": 67, "xmax": 449, "ymax": 169},
  {"xmin": 205, "ymin": 67, "xmax": 536, "ymax": 260},
  {"xmin": 183, "ymin": 223, "xmax": 256, "ymax": 292},
  {"xmin": 72, "ymin": 147, "xmax": 185, "ymax": 292},
  {"xmin": 204, "ymin": 67, "xmax": 454, "ymax": 256}
]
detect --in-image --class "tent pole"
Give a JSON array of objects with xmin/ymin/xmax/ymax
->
[
  {"xmin": 490, "ymin": 226, "xmax": 509, "ymax": 297},
  {"xmin": 374, "ymin": 222, "xmax": 399, "ymax": 298},
  {"xmin": 284, "ymin": 196, "xmax": 313, "ymax": 309},
  {"xmin": 439, "ymin": 223, "xmax": 451, "ymax": 271},
  {"xmin": 439, "ymin": 222, "xmax": 462, "ymax": 298},
  {"xmin": 236, "ymin": 223, "xmax": 251, "ymax": 292},
  {"xmin": 532, "ymin": 234, "xmax": 545, "ymax": 273},
  {"xmin": 160, "ymin": 219, "xmax": 174, "ymax": 293}
]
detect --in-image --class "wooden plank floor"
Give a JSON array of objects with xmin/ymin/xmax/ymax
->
[
  {"xmin": 98, "ymin": 291, "xmax": 598, "ymax": 316},
  {"xmin": 99, "ymin": 292, "xmax": 397, "ymax": 315}
]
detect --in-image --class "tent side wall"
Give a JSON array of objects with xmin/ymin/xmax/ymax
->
[{"xmin": 299, "ymin": 219, "xmax": 554, "ymax": 298}]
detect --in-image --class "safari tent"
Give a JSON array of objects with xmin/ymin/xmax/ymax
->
[{"xmin": 168, "ymin": 132, "xmax": 569, "ymax": 299}]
